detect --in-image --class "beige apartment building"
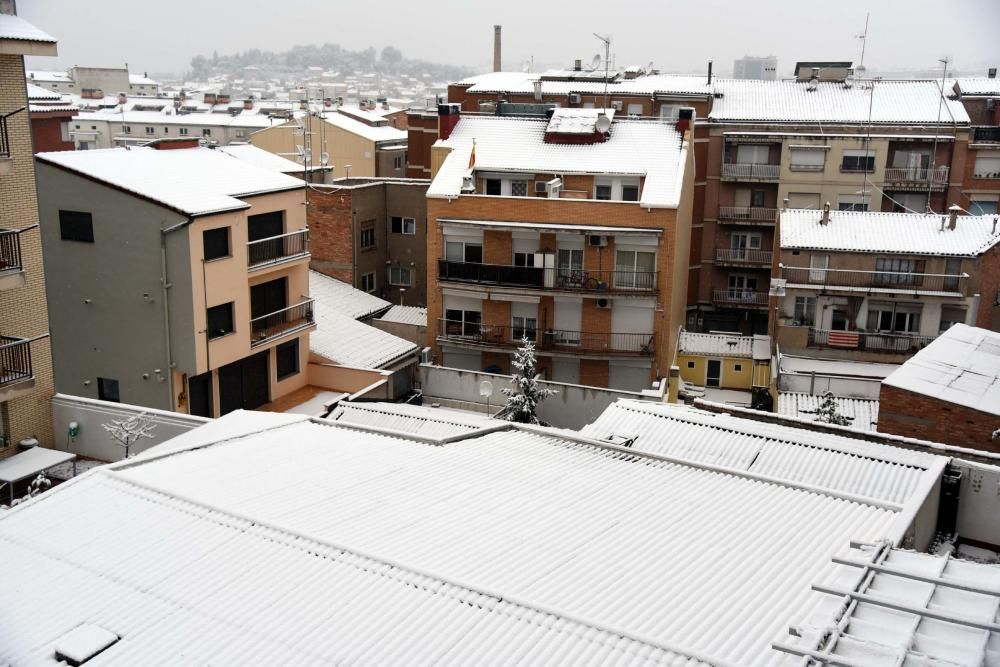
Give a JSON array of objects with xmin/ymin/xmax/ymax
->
[
  {"xmin": 35, "ymin": 141, "xmax": 315, "ymax": 417},
  {"xmin": 0, "ymin": 10, "xmax": 58, "ymax": 452}
]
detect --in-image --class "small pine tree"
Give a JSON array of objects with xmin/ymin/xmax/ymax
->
[
  {"xmin": 498, "ymin": 338, "xmax": 557, "ymax": 425},
  {"xmin": 813, "ymin": 391, "xmax": 852, "ymax": 426}
]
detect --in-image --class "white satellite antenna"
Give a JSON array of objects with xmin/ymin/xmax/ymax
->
[
  {"xmin": 590, "ymin": 53, "xmax": 602, "ymax": 70},
  {"xmin": 595, "ymin": 113, "xmax": 612, "ymax": 133},
  {"xmin": 320, "ymin": 151, "xmax": 329, "ymax": 166},
  {"xmin": 479, "ymin": 380, "xmax": 494, "ymax": 413}
]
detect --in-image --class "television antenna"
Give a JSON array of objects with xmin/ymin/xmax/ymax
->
[
  {"xmin": 593, "ymin": 33, "xmax": 611, "ymax": 110},
  {"xmin": 855, "ymin": 13, "xmax": 870, "ymax": 75}
]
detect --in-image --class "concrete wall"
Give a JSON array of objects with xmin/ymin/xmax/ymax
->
[
  {"xmin": 953, "ymin": 458, "xmax": 1000, "ymax": 547},
  {"xmin": 778, "ymin": 369, "xmax": 883, "ymax": 399},
  {"xmin": 51, "ymin": 393, "xmax": 209, "ymax": 462}
]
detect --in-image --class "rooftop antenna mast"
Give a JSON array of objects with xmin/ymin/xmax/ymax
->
[
  {"xmin": 926, "ymin": 56, "xmax": 950, "ymax": 213},
  {"xmin": 593, "ymin": 33, "xmax": 611, "ymax": 110},
  {"xmin": 855, "ymin": 13, "xmax": 870, "ymax": 77}
]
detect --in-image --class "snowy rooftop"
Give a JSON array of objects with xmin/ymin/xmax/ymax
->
[
  {"xmin": 883, "ymin": 323, "xmax": 1000, "ymax": 417},
  {"xmin": 709, "ymin": 79, "xmax": 969, "ymax": 125},
  {"xmin": 321, "ymin": 110, "xmax": 408, "ymax": 143},
  {"xmin": 0, "ymin": 13, "xmax": 56, "ymax": 44},
  {"xmin": 779, "ymin": 354, "xmax": 900, "ymax": 380},
  {"xmin": 954, "ymin": 77, "xmax": 1000, "ymax": 97},
  {"xmin": 778, "ymin": 392, "xmax": 880, "ymax": 433},
  {"xmin": 0, "ymin": 410, "xmax": 937, "ymax": 665},
  {"xmin": 377, "ymin": 304, "xmax": 427, "ymax": 326},
  {"xmin": 780, "ymin": 208, "xmax": 1000, "ymax": 256},
  {"xmin": 308, "ymin": 270, "xmax": 390, "ymax": 320},
  {"xmin": 36, "ymin": 146, "xmax": 304, "ymax": 217},
  {"xmin": 311, "ymin": 308, "xmax": 418, "ymax": 369},
  {"xmin": 679, "ymin": 330, "xmax": 769, "ymax": 359},
  {"xmin": 329, "ymin": 401, "xmax": 497, "ymax": 438},
  {"xmin": 428, "ymin": 115, "xmax": 688, "ymax": 208},
  {"xmin": 580, "ymin": 399, "xmax": 944, "ymax": 505},
  {"xmin": 128, "ymin": 73, "xmax": 158, "ymax": 86},
  {"xmin": 25, "ymin": 83, "xmax": 61, "ymax": 101},
  {"xmin": 216, "ymin": 143, "xmax": 309, "ymax": 174},
  {"xmin": 458, "ymin": 71, "xmax": 714, "ymax": 98},
  {"xmin": 27, "ymin": 69, "xmax": 71, "ymax": 82},
  {"xmin": 74, "ymin": 108, "xmax": 281, "ymax": 129},
  {"xmin": 545, "ymin": 107, "xmax": 615, "ymax": 134}
]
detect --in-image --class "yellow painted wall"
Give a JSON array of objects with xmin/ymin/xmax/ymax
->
[
  {"xmin": 251, "ymin": 118, "xmax": 379, "ymax": 179},
  {"xmin": 677, "ymin": 354, "xmax": 756, "ymax": 390}
]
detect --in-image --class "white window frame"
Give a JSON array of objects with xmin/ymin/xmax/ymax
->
[
  {"xmin": 809, "ymin": 254, "xmax": 829, "ymax": 282},
  {"xmin": 391, "ymin": 216, "xmax": 416, "ymax": 235},
  {"xmin": 360, "ymin": 271, "xmax": 376, "ymax": 293},
  {"xmin": 360, "ymin": 226, "xmax": 376, "ymax": 249},
  {"xmin": 388, "ymin": 266, "xmax": 412, "ymax": 286},
  {"xmin": 788, "ymin": 147, "xmax": 826, "ymax": 171},
  {"xmin": 512, "ymin": 315, "xmax": 537, "ymax": 340},
  {"xmin": 793, "ymin": 296, "xmax": 816, "ymax": 326},
  {"xmin": 969, "ymin": 196, "xmax": 999, "ymax": 215},
  {"xmin": 593, "ymin": 176, "xmax": 641, "ymax": 201},
  {"xmin": 973, "ymin": 152, "xmax": 1000, "ymax": 178},
  {"xmin": 445, "ymin": 240, "xmax": 483, "ymax": 263},
  {"xmin": 626, "ymin": 103, "xmax": 643, "ymax": 116},
  {"xmin": 614, "ymin": 249, "xmax": 656, "ymax": 289}
]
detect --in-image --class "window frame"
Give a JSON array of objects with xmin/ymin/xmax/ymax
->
[
  {"xmin": 202, "ymin": 226, "xmax": 231, "ymax": 261},
  {"xmin": 390, "ymin": 216, "xmax": 416, "ymax": 235},
  {"xmin": 361, "ymin": 271, "xmax": 376, "ymax": 293},
  {"xmin": 841, "ymin": 149, "xmax": 875, "ymax": 173},
  {"xmin": 206, "ymin": 302, "xmax": 235, "ymax": 339},
  {"xmin": 275, "ymin": 339, "xmax": 300, "ymax": 380},
  {"xmin": 58, "ymin": 210, "xmax": 95, "ymax": 243},
  {"xmin": 388, "ymin": 266, "xmax": 412, "ymax": 286},
  {"xmin": 360, "ymin": 226, "xmax": 376, "ymax": 250},
  {"xmin": 97, "ymin": 377, "xmax": 120, "ymax": 403}
]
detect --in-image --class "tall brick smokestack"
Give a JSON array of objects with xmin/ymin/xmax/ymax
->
[{"xmin": 493, "ymin": 25, "xmax": 502, "ymax": 72}]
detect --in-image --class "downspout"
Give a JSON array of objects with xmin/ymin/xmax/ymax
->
[{"xmin": 160, "ymin": 216, "xmax": 193, "ymax": 411}]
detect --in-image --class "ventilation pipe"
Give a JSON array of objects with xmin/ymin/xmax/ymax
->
[
  {"xmin": 533, "ymin": 80, "xmax": 543, "ymax": 101},
  {"xmin": 821, "ymin": 202, "xmax": 831, "ymax": 225},
  {"xmin": 948, "ymin": 204, "xmax": 961, "ymax": 230},
  {"xmin": 707, "ymin": 60, "xmax": 713, "ymax": 86},
  {"xmin": 493, "ymin": 25, "xmax": 502, "ymax": 72}
]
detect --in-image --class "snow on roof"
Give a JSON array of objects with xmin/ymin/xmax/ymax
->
[
  {"xmin": 216, "ymin": 143, "xmax": 306, "ymax": 174},
  {"xmin": 580, "ymin": 399, "xmax": 943, "ymax": 505},
  {"xmin": 329, "ymin": 401, "xmax": 496, "ymax": 437},
  {"xmin": 378, "ymin": 304, "xmax": 426, "ymax": 326},
  {"xmin": 545, "ymin": 107, "xmax": 615, "ymax": 134},
  {"xmin": 883, "ymin": 323, "xmax": 1000, "ymax": 417},
  {"xmin": 35, "ymin": 146, "xmax": 304, "ymax": 217},
  {"xmin": 710, "ymin": 79, "xmax": 970, "ymax": 125},
  {"xmin": 777, "ymin": 543, "xmax": 1000, "ymax": 666},
  {"xmin": 25, "ymin": 82, "xmax": 61, "ymax": 101},
  {"xmin": 336, "ymin": 106, "xmax": 394, "ymax": 125},
  {"xmin": 308, "ymin": 270, "xmax": 390, "ymax": 320},
  {"xmin": 779, "ymin": 353, "xmax": 900, "ymax": 379},
  {"xmin": 679, "ymin": 330, "xmax": 756, "ymax": 358},
  {"xmin": 74, "ymin": 108, "xmax": 281, "ymax": 129},
  {"xmin": 321, "ymin": 110, "xmax": 407, "ymax": 143},
  {"xmin": 954, "ymin": 77, "xmax": 1000, "ymax": 97},
  {"xmin": 28, "ymin": 69, "xmax": 71, "ymax": 82},
  {"xmin": 778, "ymin": 392, "xmax": 880, "ymax": 432},
  {"xmin": 428, "ymin": 115, "xmax": 687, "ymax": 208},
  {"xmin": 780, "ymin": 208, "xmax": 1000, "ymax": 256},
  {"xmin": 128, "ymin": 73, "xmax": 158, "ymax": 86},
  {"xmin": 0, "ymin": 14, "xmax": 56, "ymax": 43},
  {"xmin": 459, "ymin": 71, "xmax": 714, "ymax": 98},
  {"xmin": 311, "ymin": 308, "xmax": 418, "ymax": 369},
  {"xmin": 0, "ymin": 411, "xmax": 930, "ymax": 665}
]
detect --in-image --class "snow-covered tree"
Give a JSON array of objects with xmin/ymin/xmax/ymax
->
[
  {"xmin": 102, "ymin": 412, "xmax": 157, "ymax": 459},
  {"xmin": 498, "ymin": 338, "xmax": 557, "ymax": 425},
  {"xmin": 2, "ymin": 473, "xmax": 52, "ymax": 509},
  {"xmin": 813, "ymin": 391, "xmax": 852, "ymax": 426}
]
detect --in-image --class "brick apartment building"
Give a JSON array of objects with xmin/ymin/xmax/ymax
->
[
  {"xmin": 0, "ymin": 10, "xmax": 58, "ymax": 452},
  {"xmin": 953, "ymin": 75, "xmax": 1000, "ymax": 217},
  {"xmin": 26, "ymin": 82, "xmax": 75, "ymax": 152},
  {"xmin": 424, "ymin": 105, "xmax": 694, "ymax": 390}
]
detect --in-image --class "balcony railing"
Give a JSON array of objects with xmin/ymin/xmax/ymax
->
[
  {"xmin": 0, "ymin": 228, "xmax": 24, "ymax": 273},
  {"xmin": 712, "ymin": 289, "xmax": 769, "ymax": 307},
  {"xmin": 973, "ymin": 127, "xmax": 1000, "ymax": 144},
  {"xmin": 0, "ymin": 336, "xmax": 33, "ymax": 388},
  {"xmin": 809, "ymin": 328, "xmax": 936, "ymax": 354},
  {"xmin": 721, "ymin": 163, "xmax": 780, "ymax": 181},
  {"xmin": 437, "ymin": 260, "xmax": 658, "ymax": 293},
  {"xmin": 780, "ymin": 266, "xmax": 968, "ymax": 295},
  {"xmin": 247, "ymin": 229, "xmax": 309, "ymax": 269},
  {"xmin": 883, "ymin": 166, "xmax": 949, "ymax": 188},
  {"xmin": 438, "ymin": 319, "xmax": 655, "ymax": 356},
  {"xmin": 718, "ymin": 206, "xmax": 777, "ymax": 224},
  {"xmin": 0, "ymin": 112, "xmax": 11, "ymax": 159},
  {"xmin": 250, "ymin": 298, "xmax": 315, "ymax": 346},
  {"xmin": 714, "ymin": 248, "xmax": 773, "ymax": 266}
]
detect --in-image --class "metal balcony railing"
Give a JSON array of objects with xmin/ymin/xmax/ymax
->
[
  {"xmin": 973, "ymin": 127, "xmax": 1000, "ymax": 144},
  {"xmin": 0, "ymin": 228, "xmax": 24, "ymax": 273},
  {"xmin": 0, "ymin": 112, "xmax": 12, "ymax": 159},
  {"xmin": 721, "ymin": 163, "xmax": 780, "ymax": 181},
  {"xmin": 780, "ymin": 266, "xmax": 968, "ymax": 295},
  {"xmin": 883, "ymin": 166, "xmax": 949, "ymax": 187},
  {"xmin": 718, "ymin": 206, "xmax": 777, "ymax": 224},
  {"xmin": 437, "ymin": 260, "xmax": 658, "ymax": 292},
  {"xmin": 809, "ymin": 328, "xmax": 937, "ymax": 354},
  {"xmin": 0, "ymin": 336, "xmax": 33, "ymax": 387},
  {"xmin": 712, "ymin": 289, "xmax": 769, "ymax": 307},
  {"xmin": 714, "ymin": 248, "xmax": 773, "ymax": 265},
  {"xmin": 250, "ymin": 298, "xmax": 315, "ymax": 346},
  {"xmin": 247, "ymin": 229, "xmax": 309, "ymax": 269},
  {"xmin": 438, "ymin": 319, "xmax": 655, "ymax": 356}
]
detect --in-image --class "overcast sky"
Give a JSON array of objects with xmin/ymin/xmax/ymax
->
[{"xmin": 20, "ymin": 0, "xmax": 1000, "ymax": 78}]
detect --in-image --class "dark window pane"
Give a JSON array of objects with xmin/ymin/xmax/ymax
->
[
  {"xmin": 622, "ymin": 185, "xmax": 639, "ymax": 202},
  {"xmin": 465, "ymin": 244, "xmax": 483, "ymax": 263},
  {"xmin": 391, "ymin": 216, "xmax": 403, "ymax": 233},
  {"xmin": 595, "ymin": 185, "xmax": 612, "ymax": 200},
  {"xmin": 248, "ymin": 211, "xmax": 284, "ymax": 242},
  {"xmin": 485, "ymin": 179, "xmax": 501, "ymax": 195},
  {"xmin": 276, "ymin": 339, "xmax": 299, "ymax": 379},
  {"xmin": 98, "ymin": 377, "xmax": 120, "ymax": 402},
  {"xmin": 59, "ymin": 210, "xmax": 94, "ymax": 243},
  {"xmin": 203, "ymin": 227, "xmax": 230, "ymax": 260},
  {"xmin": 207, "ymin": 302, "xmax": 235, "ymax": 339}
]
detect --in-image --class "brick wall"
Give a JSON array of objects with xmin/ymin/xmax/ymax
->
[
  {"xmin": 878, "ymin": 383, "xmax": 1000, "ymax": 452},
  {"xmin": 30, "ymin": 113, "xmax": 74, "ymax": 152},
  {"xmin": 976, "ymin": 243, "xmax": 1000, "ymax": 331},
  {"xmin": 306, "ymin": 188, "xmax": 354, "ymax": 282}
]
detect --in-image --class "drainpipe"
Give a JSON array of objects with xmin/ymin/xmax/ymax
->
[{"xmin": 160, "ymin": 217, "xmax": 193, "ymax": 411}]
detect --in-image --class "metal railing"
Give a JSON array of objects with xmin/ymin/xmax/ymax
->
[
  {"xmin": 438, "ymin": 260, "xmax": 658, "ymax": 292},
  {"xmin": 247, "ymin": 229, "xmax": 309, "ymax": 269},
  {"xmin": 0, "ymin": 228, "xmax": 24, "ymax": 273},
  {"xmin": 883, "ymin": 166, "xmax": 949, "ymax": 187},
  {"xmin": 809, "ymin": 328, "xmax": 937, "ymax": 354},
  {"xmin": 250, "ymin": 298, "xmax": 314, "ymax": 346},
  {"xmin": 438, "ymin": 319, "xmax": 655, "ymax": 356},
  {"xmin": 973, "ymin": 127, "xmax": 1000, "ymax": 144},
  {"xmin": 0, "ymin": 336, "xmax": 33, "ymax": 387},
  {"xmin": 718, "ymin": 206, "xmax": 777, "ymax": 224},
  {"xmin": 712, "ymin": 289, "xmax": 769, "ymax": 306},
  {"xmin": 780, "ymin": 266, "xmax": 968, "ymax": 294},
  {"xmin": 714, "ymin": 248, "xmax": 773, "ymax": 265},
  {"xmin": 0, "ymin": 112, "xmax": 12, "ymax": 159},
  {"xmin": 721, "ymin": 163, "xmax": 780, "ymax": 181}
]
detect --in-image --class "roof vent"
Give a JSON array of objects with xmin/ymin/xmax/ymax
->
[
  {"xmin": 55, "ymin": 625, "xmax": 120, "ymax": 666},
  {"xmin": 821, "ymin": 201, "xmax": 831, "ymax": 225},
  {"xmin": 948, "ymin": 204, "xmax": 961, "ymax": 230}
]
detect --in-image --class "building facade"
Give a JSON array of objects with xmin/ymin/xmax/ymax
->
[
  {"xmin": 954, "ymin": 75, "xmax": 1000, "ymax": 217},
  {"xmin": 732, "ymin": 56, "xmax": 777, "ymax": 80}
]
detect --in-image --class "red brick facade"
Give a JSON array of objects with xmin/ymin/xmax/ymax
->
[
  {"xmin": 878, "ymin": 383, "xmax": 1000, "ymax": 453},
  {"xmin": 307, "ymin": 188, "xmax": 355, "ymax": 283},
  {"xmin": 29, "ymin": 111, "xmax": 74, "ymax": 152}
]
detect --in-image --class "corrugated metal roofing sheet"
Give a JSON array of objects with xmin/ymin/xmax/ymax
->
[
  {"xmin": 778, "ymin": 392, "xmax": 880, "ymax": 432},
  {"xmin": 378, "ymin": 304, "xmax": 427, "ymax": 326},
  {"xmin": 0, "ymin": 14, "xmax": 56, "ymax": 43},
  {"xmin": 309, "ymin": 270, "xmax": 391, "ymax": 320},
  {"xmin": 329, "ymin": 401, "xmax": 495, "ymax": 437}
]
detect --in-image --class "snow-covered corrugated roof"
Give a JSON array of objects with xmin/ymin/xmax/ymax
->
[
  {"xmin": 128, "ymin": 73, "xmax": 158, "ymax": 86},
  {"xmin": 321, "ymin": 110, "xmax": 407, "ymax": 143},
  {"xmin": 580, "ymin": 399, "xmax": 943, "ymax": 505},
  {"xmin": 428, "ymin": 115, "xmax": 687, "ymax": 208},
  {"xmin": 378, "ymin": 304, "xmax": 427, "ymax": 326},
  {"xmin": 459, "ymin": 72, "xmax": 714, "ymax": 98},
  {"xmin": 710, "ymin": 79, "xmax": 970, "ymax": 125},
  {"xmin": 329, "ymin": 401, "xmax": 495, "ymax": 437},
  {"xmin": 27, "ymin": 69, "xmax": 71, "ymax": 82},
  {"xmin": 311, "ymin": 308, "xmax": 418, "ymax": 368},
  {"xmin": 216, "ymin": 143, "xmax": 307, "ymax": 174},
  {"xmin": 780, "ymin": 208, "xmax": 1000, "ymax": 256},
  {"xmin": 36, "ymin": 146, "xmax": 304, "ymax": 217},
  {"xmin": 779, "ymin": 354, "xmax": 900, "ymax": 379},
  {"xmin": 25, "ymin": 82, "xmax": 61, "ymax": 101},
  {"xmin": 308, "ymin": 270, "xmax": 391, "ymax": 320},
  {"xmin": 679, "ymin": 330, "xmax": 754, "ymax": 358},
  {"xmin": 0, "ymin": 14, "xmax": 56, "ymax": 43},
  {"xmin": 75, "ymin": 108, "xmax": 280, "ymax": 129},
  {"xmin": 545, "ymin": 107, "xmax": 615, "ymax": 134},
  {"xmin": 778, "ymin": 392, "xmax": 880, "ymax": 432},
  {"xmin": 883, "ymin": 323, "xmax": 1000, "ymax": 417},
  {"xmin": 955, "ymin": 77, "xmax": 1000, "ymax": 97}
]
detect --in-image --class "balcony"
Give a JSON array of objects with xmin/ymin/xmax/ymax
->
[
  {"xmin": 0, "ymin": 227, "xmax": 26, "ymax": 290},
  {"xmin": 250, "ymin": 298, "xmax": 315, "ymax": 347},
  {"xmin": 973, "ymin": 127, "xmax": 1000, "ymax": 144},
  {"xmin": 247, "ymin": 229, "xmax": 310, "ymax": 271},
  {"xmin": 721, "ymin": 163, "xmax": 780, "ymax": 182},
  {"xmin": 714, "ymin": 248, "xmax": 773, "ymax": 267},
  {"xmin": 883, "ymin": 166, "xmax": 949, "ymax": 190},
  {"xmin": 712, "ymin": 289, "xmax": 769, "ymax": 308},
  {"xmin": 0, "ymin": 113, "xmax": 11, "ymax": 175},
  {"xmin": 437, "ymin": 260, "xmax": 658, "ymax": 293},
  {"xmin": 437, "ymin": 319, "xmax": 655, "ymax": 356},
  {"xmin": 780, "ymin": 266, "xmax": 968, "ymax": 296},
  {"xmin": 808, "ymin": 328, "xmax": 936, "ymax": 355},
  {"xmin": 0, "ymin": 336, "xmax": 33, "ymax": 391},
  {"xmin": 717, "ymin": 206, "xmax": 777, "ymax": 225}
]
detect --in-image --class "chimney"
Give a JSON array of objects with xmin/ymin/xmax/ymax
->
[
  {"xmin": 218, "ymin": 93, "xmax": 231, "ymax": 105},
  {"xmin": 493, "ymin": 25, "xmax": 502, "ymax": 72},
  {"xmin": 149, "ymin": 137, "xmax": 200, "ymax": 150},
  {"xmin": 204, "ymin": 92, "xmax": 217, "ymax": 105},
  {"xmin": 533, "ymin": 80, "xmax": 543, "ymax": 101},
  {"xmin": 948, "ymin": 204, "xmax": 961, "ymax": 230},
  {"xmin": 707, "ymin": 60, "xmax": 713, "ymax": 85},
  {"xmin": 821, "ymin": 202, "xmax": 831, "ymax": 225},
  {"xmin": 675, "ymin": 107, "xmax": 695, "ymax": 135},
  {"xmin": 989, "ymin": 67, "xmax": 997, "ymax": 79},
  {"xmin": 574, "ymin": 59, "xmax": 582, "ymax": 71},
  {"xmin": 117, "ymin": 92, "xmax": 127, "ymax": 105},
  {"xmin": 438, "ymin": 103, "xmax": 461, "ymax": 140},
  {"xmin": 811, "ymin": 67, "xmax": 820, "ymax": 79},
  {"xmin": 243, "ymin": 98, "xmax": 253, "ymax": 110}
]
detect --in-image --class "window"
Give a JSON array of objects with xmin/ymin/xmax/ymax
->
[
  {"xmin": 145, "ymin": 126, "xmax": 154, "ymax": 135},
  {"xmin": 485, "ymin": 178, "xmax": 501, "ymax": 195},
  {"xmin": 621, "ymin": 184, "xmax": 640, "ymax": 201},
  {"xmin": 512, "ymin": 315, "xmax": 537, "ymax": 340},
  {"xmin": 361, "ymin": 272, "xmax": 376, "ymax": 293},
  {"xmin": 787, "ymin": 193, "xmax": 820, "ymax": 209},
  {"xmin": 390, "ymin": 216, "xmax": 416, "ymax": 234},
  {"xmin": 179, "ymin": 127, "xmax": 189, "ymax": 136},
  {"xmin": 510, "ymin": 180, "xmax": 528, "ymax": 197},
  {"xmin": 389, "ymin": 266, "xmax": 412, "ymax": 285},
  {"xmin": 687, "ymin": 361, "xmax": 695, "ymax": 369},
  {"xmin": 808, "ymin": 254, "xmax": 829, "ymax": 282},
  {"xmin": 360, "ymin": 226, "xmax": 376, "ymax": 249},
  {"xmin": 658, "ymin": 105, "xmax": 678, "ymax": 120},
  {"xmin": 841, "ymin": 149, "xmax": 875, "ymax": 172},
  {"xmin": 793, "ymin": 296, "xmax": 816, "ymax": 326},
  {"xmin": 789, "ymin": 147, "xmax": 826, "ymax": 171},
  {"xmin": 513, "ymin": 251, "xmax": 535, "ymax": 267},
  {"xmin": 736, "ymin": 144, "xmax": 769, "ymax": 164},
  {"xmin": 730, "ymin": 232, "xmax": 762, "ymax": 258},
  {"xmin": 626, "ymin": 103, "xmax": 643, "ymax": 116},
  {"xmin": 276, "ymin": 339, "xmax": 300, "ymax": 379},
  {"xmin": 444, "ymin": 309, "xmax": 481, "ymax": 337},
  {"xmin": 59, "ymin": 210, "xmax": 94, "ymax": 243},
  {"xmin": 866, "ymin": 303, "xmax": 921, "ymax": 333},
  {"xmin": 973, "ymin": 152, "xmax": 1000, "ymax": 178},
  {"xmin": 595, "ymin": 184, "xmax": 612, "ymax": 200},
  {"xmin": 393, "ymin": 156, "xmax": 403, "ymax": 170},
  {"xmin": 943, "ymin": 257, "xmax": 962, "ymax": 291},
  {"xmin": 206, "ymin": 302, "xmax": 235, "ymax": 339},
  {"xmin": 939, "ymin": 305, "xmax": 966, "ymax": 333},
  {"xmin": 202, "ymin": 128, "xmax": 212, "ymax": 137},
  {"xmin": 445, "ymin": 241, "xmax": 482, "ymax": 263},
  {"xmin": 122, "ymin": 125, "xmax": 131, "ymax": 133},
  {"xmin": 969, "ymin": 196, "xmax": 999, "ymax": 215},
  {"xmin": 97, "ymin": 377, "xmax": 120, "ymax": 402},
  {"xmin": 203, "ymin": 227, "xmax": 230, "ymax": 260},
  {"xmin": 615, "ymin": 249, "xmax": 656, "ymax": 289},
  {"xmin": 557, "ymin": 248, "xmax": 584, "ymax": 279},
  {"xmin": 875, "ymin": 257, "xmax": 922, "ymax": 285},
  {"xmin": 734, "ymin": 364, "xmax": 743, "ymax": 372},
  {"xmin": 235, "ymin": 129, "xmax": 246, "ymax": 138},
  {"xmin": 837, "ymin": 194, "xmax": 869, "ymax": 211}
]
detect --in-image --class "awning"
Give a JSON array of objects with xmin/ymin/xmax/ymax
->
[{"xmin": 439, "ymin": 218, "xmax": 662, "ymax": 236}]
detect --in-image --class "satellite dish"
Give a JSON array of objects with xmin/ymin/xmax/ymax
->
[
  {"xmin": 591, "ymin": 54, "xmax": 602, "ymax": 70},
  {"xmin": 646, "ymin": 61, "xmax": 655, "ymax": 74},
  {"xmin": 595, "ymin": 113, "xmax": 612, "ymax": 133},
  {"xmin": 320, "ymin": 152, "xmax": 329, "ymax": 166},
  {"xmin": 479, "ymin": 380, "xmax": 494, "ymax": 398}
]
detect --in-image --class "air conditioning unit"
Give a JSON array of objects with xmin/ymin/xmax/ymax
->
[
  {"xmin": 479, "ymin": 101, "xmax": 497, "ymax": 113},
  {"xmin": 610, "ymin": 100, "xmax": 624, "ymax": 111},
  {"xmin": 534, "ymin": 181, "xmax": 549, "ymax": 194},
  {"xmin": 568, "ymin": 93, "xmax": 582, "ymax": 104},
  {"xmin": 546, "ymin": 177, "xmax": 562, "ymax": 198},
  {"xmin": 769, "ymin": 278, "xmax": 786, "ymax": 297},
  {"xmin": 588, "ymin": 235, "xmax": 608, "ymax": 247},
  {"xmin": 596, "ymin": 297, "xmax": 612, "ymax": 309}
]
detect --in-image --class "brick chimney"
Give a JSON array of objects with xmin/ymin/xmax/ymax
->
[
  {"xmin": 493, "ymin": 25, "xmax": 502, "ymax": 72},
  {"xmin": 438, "ymin": 103, "xmax": 461, "ymax": 140},
  {"xmin": 948, "ymin": 204, "xmax": 961, "ymax": 230},
  {"xmin": 148, "ymin": 137, "xmax": 200, "ymax": 150},
  {"xmin": 204, "ymin": 92, "xmax": 217, "ymax": 105},
  {"xmin": 243, "ymin": 98, "xmax": 254, "ymax": 110},
  {"xmin": 821, "ymin": 202, "xmax": 831, "ymax": 225},
  {"xmin": 675, "ymin": 107, "xmax": 695, "ymax": 135}
]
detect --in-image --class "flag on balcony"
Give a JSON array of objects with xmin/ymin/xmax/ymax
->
[{"xmin": 468, "ymin": 139, "xmax": 476, "ymax": 170}]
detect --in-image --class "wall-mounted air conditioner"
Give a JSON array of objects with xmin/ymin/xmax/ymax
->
[
  {"xmin": 534, "ymin": 181, "xmax": 548, "ymax": 194},
  {"xmin": 568, "ymin": 93, "xmax": 582, "ymax": 104},
  {"xmin": 596, "ymin": 297, "xmax": 612, "ymax": 309},
  {"xmin": 610, "ymin": 100, "xmax": 624, "ymax": 111},
  {"xmin": 588, "ymin": 235, "xmax": 608, "ymax": 247}
]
